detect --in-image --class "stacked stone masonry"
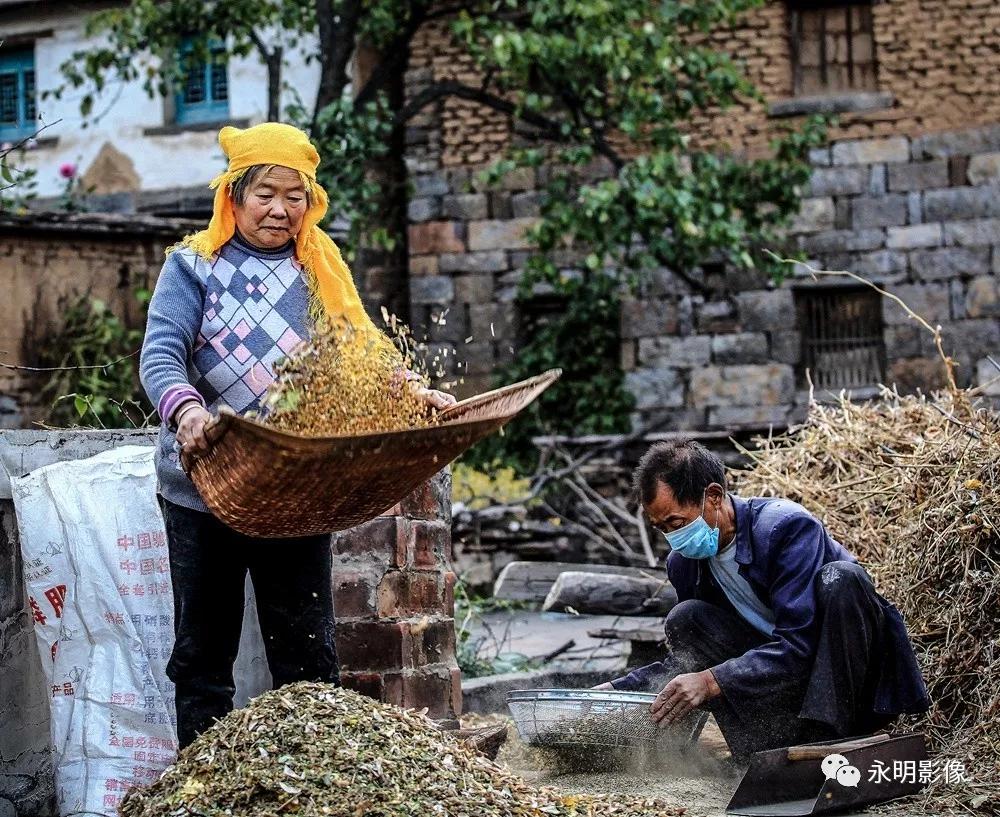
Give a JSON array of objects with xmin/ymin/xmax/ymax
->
[
  {"xmin": 408, "ymin": 0, "xmax": 1000, "ymax": 163},
  {"xmin": 404, "ymin": 2, "xmax": 1000, "ymax": 424},
  {"xmin": 0, "ymin": 226, "xmax": 177, "ymax": 429},
  {"xmin": 404, "ymin": 100, "xmax": 1000, "ymax": 426},
  {"xmin": 331, "ymin": 473, "xmax": 461, "ymax": 726}
]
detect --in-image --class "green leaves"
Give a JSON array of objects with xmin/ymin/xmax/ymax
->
[
  {"xmin": 465, "ymin": 272, "xmax": 635, "ymax": 474},
  {"xmin": 36, "ymin": 290, "xmax": 153, "ymax": 429},
  {"xmin": 61, "ymin": 0, "xmax": 827, "ymax": 460},
  {"xmin": 0, "ymin": 146, "xmax": 39, "ymax": 213},
  {"xmin": 289, "ymin": 93, "xmax": 395, "ymax": 260},
  {"xmin": 57, "ymin": 0, "xmax": 316, "ymax": 112},
  {"xmin": 456, "ymin": 0, "xmax": 825, "ymax": 470},
  {"xmin": 454, "ymin": 0, "xmax": 824, "ymax": 296}
]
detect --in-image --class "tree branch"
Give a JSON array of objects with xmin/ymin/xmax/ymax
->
[
  {"xmin": 397, "ymin": 79, "xmax": 566, "ymax": 139},
  {"xmin": 584, "ymin": 115, "xmax": 624, "ymax": 171},
  {"xmin": 313, "ymin": 0, "xmax": 363, "ymax": 118},
  {"xmin": 247, "ymin": 29, "xmax": 282, "ymax": 121},
  {"xmin": 423, "ymin": 4, "xmax": 467, "ymax": 21},
  {"xmin": 0, "ymin": 349, "xmax": 139, "ymax": 373},
  {"xmin": 0, "ymin": 119, "xmax": 60, "ymax": 162},
  {"xmin": 246, "ymin": 28, "xmax": 270, "ymax": 59},
  {"xmin": 550, "ymin": 78, "xmax": 625, "ymax": 171},
  {"xmin": 352, "ymin": 1, "xmax": 433, "ymax": 108}
]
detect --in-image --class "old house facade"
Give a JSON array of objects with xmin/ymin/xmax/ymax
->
[
  {"xmin": 403, "ymin": 0, "xmax": 1000, "ymax": 429},
  {"xmin": 0, "ymin": 0, "xmax": 318, "ymax": 206},
  {"xmin": 1, "ymin": 0, "xmax": 999, "ymax": 431},
  {"xmin": 0, "ymin": 212, "xmax": 196, "ymax": 428}
]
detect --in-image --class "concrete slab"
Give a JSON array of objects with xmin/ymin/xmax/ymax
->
[
  {"xmin": 468, "ymin": 609, "xmax": 665, "ymax": 675},
  {"xmin": 0, "ymin": 428, "xmax": 157, "ymax": 499}
]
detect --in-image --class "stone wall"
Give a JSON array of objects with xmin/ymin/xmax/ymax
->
[
  {"xmin": 621, "ymin": 128, "xmax": 1000, "ymax": 429},
  {"xmin": 404, "ymin": 118, "xmax": 1000, "ymax": 424},
  {"xmin": 407, "ymin": 0, "xmax": 1000, "ymax": 164},
  {"xmin": 0, "ymin": 430, "xmax": 457, "ymax": 814},
  {"xmin": 0, "ymin": 214, "xmax": 197, "ymax": 429},
  {"xmin": 402, "ymin": 4, "xmax": 1000, "ymax": 412}
]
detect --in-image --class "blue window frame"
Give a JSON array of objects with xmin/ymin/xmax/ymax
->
[
  {"xmin": 0, "ymin": 45, "xmax": 37, "ymax": 142},
  {"xmin": 175, "ymin": 38, "xmax": 229, "ymax": 125}
]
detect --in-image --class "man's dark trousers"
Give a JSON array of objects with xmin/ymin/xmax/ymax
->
[
  {"xmin": 160, "ymin": 497, "xmax": 339, "ymax": 748},
  {"xmin": 647, "ymin": 560, "xmax": 895, "ymax": 760}
]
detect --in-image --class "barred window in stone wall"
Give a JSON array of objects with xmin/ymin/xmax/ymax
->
[
  {"xmin": 795, "ymin": 287, "xmax": 886, "ymax": 389},
  {"xmin": 788, "ymin": 1, "xmax": 878, "ymax": 96},
  {"xmin": 518, "ymin": 294, "xmax": 567, "ymax": 345}
]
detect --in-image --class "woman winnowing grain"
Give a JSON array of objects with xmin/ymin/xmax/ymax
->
[{"xmin": 139, "ymin": 122, "xmax": 454, "ymax": 748}]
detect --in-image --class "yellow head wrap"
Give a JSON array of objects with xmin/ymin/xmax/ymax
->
[{"xmin": 171, "ymin": 122, "xmax": 379, "ymax": 340}]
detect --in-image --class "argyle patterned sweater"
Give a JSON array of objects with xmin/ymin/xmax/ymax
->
[{"xmin": 140, "ymin": 233, "xmax": 312, "ymax": 512}]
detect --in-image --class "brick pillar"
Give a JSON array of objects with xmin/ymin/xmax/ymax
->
[{"xmin": 331, "ymin": 471, "xmax": 460, "ymax": 726}]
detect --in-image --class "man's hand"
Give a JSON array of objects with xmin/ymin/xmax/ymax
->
[
  {"xmin": 591, "ymin": 682, "xmax": 614, "ymax": 691},
  {"xmin": 175, "ymin": 403, "xmax": 213, "ymax": 456},
  {"xmin": 412, "ymin": 385, "xmax": 457, "ymax": 411},
  {"xmin": 650, "ymin": 670, "xmax": 721, "ymax": 726}
]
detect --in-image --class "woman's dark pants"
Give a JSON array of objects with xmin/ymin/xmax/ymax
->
[
  {"xmin": 644, "ymin": 561, "xmax": 894, "ymax": 760},
  {"xmin": 159, "ymin": 497, "xmax": 339, "ymax": 748}
]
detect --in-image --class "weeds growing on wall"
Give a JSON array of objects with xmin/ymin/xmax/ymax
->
[{"xmin": 32, "ymin": 289, "xmax": 153, "ymax": 428}]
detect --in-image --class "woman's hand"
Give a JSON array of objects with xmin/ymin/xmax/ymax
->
[
  {"xmin": 175, "ymin": 402, "xmax": 213, "ymax": 456},
  {"xmin": 411, "ymin": 385, "xmax": 457, "ymax": 411}
]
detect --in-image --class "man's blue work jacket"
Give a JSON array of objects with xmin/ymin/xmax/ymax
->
[{"xmin": 640, "ymin": 494, "xmax": 931, "ymax": 718}]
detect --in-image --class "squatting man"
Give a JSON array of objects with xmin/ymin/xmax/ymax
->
[{"xmin": 596, "ymin": 440, "xmax": 931, "ymax": 760}]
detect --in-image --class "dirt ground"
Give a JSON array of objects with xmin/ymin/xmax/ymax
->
[
  {"xmin": 543, "ymin": 770, "xmax": 738, "ymax": 817},
  {"xmin": 464, "ymin": 713, "xmax": 743, "ymax": 817}
]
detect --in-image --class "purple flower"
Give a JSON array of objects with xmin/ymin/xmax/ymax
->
[{"xmin": 59, "ymin": 162, "xmax": 77, "ymax": 179}]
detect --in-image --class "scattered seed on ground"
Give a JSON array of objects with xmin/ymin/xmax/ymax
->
[{"xmin": 120, "ymin": 684, "xmax": 688, "ymax": 817}]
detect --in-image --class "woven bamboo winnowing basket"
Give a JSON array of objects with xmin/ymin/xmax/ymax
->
[{"xmin": 181, "ymin": 368, "xmax": 560, "ymax": 538}]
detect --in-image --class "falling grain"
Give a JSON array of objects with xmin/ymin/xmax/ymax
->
[{"xmin": 260, "ymin": 319, "xmax": 439, "ymax": 437}]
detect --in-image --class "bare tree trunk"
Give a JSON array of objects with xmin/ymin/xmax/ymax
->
[
  {"xmin": 310, "ymin": 0, "xmax": 414, "ymax": 322},
  {"xmin": 266, "ymin": 47, "xmax": 282, "ymax": 121},
  {"xmin": 314, "ymin": 0, "xmax": 362, "ymax": 113},
  {"xmin": 249, "ymin": 32, "xmax": 283, "ymax": 122},
  {"xmin": 358, "ymin": 55, "xmax": 410, "ymax": 323}
]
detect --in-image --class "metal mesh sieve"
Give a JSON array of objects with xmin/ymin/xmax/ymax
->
[{"xmin": 506, "ymin": 688, "xmax": 708, "ymax": 751}]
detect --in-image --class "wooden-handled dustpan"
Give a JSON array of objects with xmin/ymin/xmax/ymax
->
[
  {"xmin": 181, "ymin": 369, "xmax": 561, "ymax": 538},
  {"xmin": 726, "ymin": 732, "xmax": 928, "ymax": 816}
]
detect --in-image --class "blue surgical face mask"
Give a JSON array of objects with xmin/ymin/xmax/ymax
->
[{"xmin": 663, "ymin": 497, "xmax": 720, "ymax": 559}]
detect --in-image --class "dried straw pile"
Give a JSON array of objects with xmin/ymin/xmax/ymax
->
[
  {"xmin": 260, "ymin": 319, "xmax": 438, "ymax": 436},
  {"xmin": 734, "ymin": 386, "xmax": 999, "ymax": 815},
  {"xmin": 120, "ymin": 683, "xmax": 685, "ymax": 817}
]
